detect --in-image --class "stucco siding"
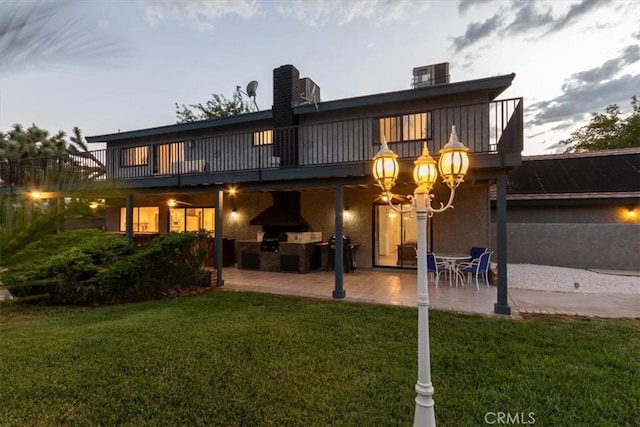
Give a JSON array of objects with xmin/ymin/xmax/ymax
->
[
  {"xmin": 431, "ymin": 182, "xmax": 491, "ymax": 254},
  {"xmin": 491, "ymin": 223, "xmax": 640, "ymax": 270}
]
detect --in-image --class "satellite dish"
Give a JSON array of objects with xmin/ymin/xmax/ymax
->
[
  {"xmin": 236, "ymin": 80, "xmax": 260, "ymax": 111},
  {"xmin": 246, "ymin": 80, "xmax": 258, "ymax": 97}
]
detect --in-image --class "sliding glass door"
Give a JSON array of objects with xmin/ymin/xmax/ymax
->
[{"xmin": 373, "ymin": 204, "xmax": 419, "ymax": 268}]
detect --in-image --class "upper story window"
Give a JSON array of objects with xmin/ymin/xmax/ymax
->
[
  {"xmin": 379, "ymin": 112, "xmax": 430, "ymax": 143},
  {"xmin": 120, "ymin": 146, "xmax": 148, "ymax": 167},
  {"xmin": 253, "ymin": 130, "xmax": 273, "ymax": 146}
]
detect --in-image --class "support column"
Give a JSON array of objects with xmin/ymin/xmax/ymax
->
[
  {"xmin": 494, "ymin": 173, "xmax": 511, "ymax": 315},
  {"xmin": 214, "ymin": 189, "xmax": 224, "ymax": 287},
  {"xmin": 125, "ymin": 194, "xmax": 134, "ymax": 247},
  {"xmin": 333, "ymin": 185, "xmax": 345, "ymax": 299}
]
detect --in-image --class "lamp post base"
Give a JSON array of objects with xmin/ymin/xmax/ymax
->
[{"xmin": 414, "ymin": 382, "xmax": 437, "ymax": 427}]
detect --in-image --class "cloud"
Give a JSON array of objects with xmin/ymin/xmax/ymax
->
[
  {"xmin": 547, "ymin": 0, "xmax": 606, "ymax": 33},
  {"xmin": 453, "ymin": 0, "xmax": 609, "ymax": 52},
  {"xmin": 458, "ymin": 0, "xmax": 493, "ymax": 15},
  {"xmin": 452, "ymin": 13, "xmax": 502, "ymax": 51},
  {"xmin": 275, "ymin": 0, "xmax": 429, "ymax": 27},
  {"xmin": 504, "ymin": 2, "xmax": 553, "ymax": 34},
  {"xmin": 529, "ymin": 73, "xmax": 640, "ymax": 126},
  {"xmin": 562, "ymin": 45, "xmax": 640, "ymax": 90},
  {"xmin": 142, "ymin": 0, "xmax": 259, "ymax": 31}
]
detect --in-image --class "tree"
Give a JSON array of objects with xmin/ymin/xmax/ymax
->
[
  {"xmin": 175, "ymin": 90, "xmax": 251, "ymax": 123},
  {"xmin": 562, "ymin": 96, "xmax": 640, "ymax": 152},
  {"xmin": 0, "ymin": 123, "xmax": 66, "ymax": 161},
  {"xmin": 0, "ymin": 123, "xmax": 88, "ymax": 161},
  {"xmin": 0, "ymin": 124, "xmax": 105, "ymax": 186}
]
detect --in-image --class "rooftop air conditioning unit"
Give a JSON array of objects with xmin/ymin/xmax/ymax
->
[
  {"xmin": 299, "ymin": 77, "xmax": 321, "ymax": 104},
  {"xmin": 411, "ymin": 62, "xmax": 450, "ymax": 88}
]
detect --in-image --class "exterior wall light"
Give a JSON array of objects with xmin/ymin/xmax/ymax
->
[
  {"xmin": 167, "ymin": 199, "xmax": 177, "ymax": 207},
  {"xmin": 343, "ymin": 207, "xmax": 351, "ymax": 219},
  {"xmin": 372, "ymin": 125, "xmax": 469, "ymax": 427},
  {"xmin": 31, "ymin": 191, "xmax": 42, "ymax": 200},
  {"xmin": 231, "ymin": 208, "xmax": 239, "ymax": 220},
  {"xmin": 628, "ymin": 208, "xmax": 636, "ymax": 219}
]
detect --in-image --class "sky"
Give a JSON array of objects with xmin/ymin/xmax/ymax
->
[{"xmin": 1, "ymin": 0, "xmax": 639, "ymax": 155}]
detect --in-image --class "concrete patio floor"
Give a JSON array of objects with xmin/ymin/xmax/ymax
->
[{"xmin": 217, "ymin": 267, "xmax": 640, "ymax": 319}]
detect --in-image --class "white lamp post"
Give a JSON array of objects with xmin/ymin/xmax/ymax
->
[{"xmin": 372, "ymin": 125, "xmax": 469, "ymax": 427}]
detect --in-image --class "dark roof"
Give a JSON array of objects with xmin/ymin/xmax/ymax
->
[
  {"xmin": 86, "ymin": 110, "xmax": 272, "ymax": 143},
  {"xmin": 87, "ymin": 73, "xmax": 515, "ymax": 143},
  {"xmin": 507, "ymin": 147, "xmax": 640, "ymax": 195},
  {"xmin": 294, "ymin": 73, "xmax": 515, "ymax": 115}
]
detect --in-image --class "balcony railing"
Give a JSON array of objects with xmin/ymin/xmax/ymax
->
[{"xmin": 0, "ymin": 98, "xmax": 522, "ymax": 190}]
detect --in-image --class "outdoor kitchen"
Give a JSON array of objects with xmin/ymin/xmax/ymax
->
[
  {"xmin": 236, "ymin": 191, "xmax": 324, "ymax": 273},
  {"xmin": 237, "ymin": 232, "xmax": 323, "ymax": 273}
]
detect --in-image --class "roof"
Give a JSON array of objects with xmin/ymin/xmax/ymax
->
[
  {"xmin": 488, "ymin": 147, "xmax": 640, "ymax": 202},
  {"xmin": 294, "ymin": 73, "xmax": 515, "ymax": 115},
  {"xmin": 86, "ymin": 110, "xmax": 272, "ymax": 143},
  {"xmin": 507, "ymin": 147, "xmax": 640, "ymax": 195},
  {"xmin": 87, "ymin": 73, "xmax": 516, "ymax": 143}
]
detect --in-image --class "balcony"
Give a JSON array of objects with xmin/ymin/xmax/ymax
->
[{"xmin": 0, "ymin": 98, "xmax": 522, "ymax": 193}]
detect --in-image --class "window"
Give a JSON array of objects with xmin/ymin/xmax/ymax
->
[
  {"xmin": 121, "ymin": 146, "xmax": 148, "ymax": 167},
  {"xmin": 154, "ymin": 142, "xmax": 184, "ymax": 174},
  {"xmin": 253, "ymin": 130, "xmax": 273, "ymax": 146},
  {"xmin": 378, "ymin": 112, "xmax": 429, "ymax": 143},
  {"xmin": 120, "ymin": 207, "xmax": 159, "ymax": 232},
  {"xmin": 169, "ymin": 208, "xmax": 215, "ymax": 232}
]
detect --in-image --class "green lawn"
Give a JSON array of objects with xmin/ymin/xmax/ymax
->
[{"xmin": 1, "ymin": 291, "xmax": 638, "ymax": 426}]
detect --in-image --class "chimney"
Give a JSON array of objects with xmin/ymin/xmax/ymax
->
[
  {"xmin": 273, "ymin": 65, "xmax": 300, "ymax": 126},
  {"xmin": 272, "ymin": 65, "xmax": 300, "ymax": 167}
]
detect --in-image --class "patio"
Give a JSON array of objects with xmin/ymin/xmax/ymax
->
[
  {"xmin": 217, "ymin": 266, "xmax": 640, "ymax": 318},
  {"xmin": 219, "ymin": 267, "xmax": 498, "ymax": 316}
]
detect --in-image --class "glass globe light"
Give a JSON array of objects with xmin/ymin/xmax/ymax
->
[{"xmin": 438, "ymin": 125, "xmax": 469, "ymax": 189}]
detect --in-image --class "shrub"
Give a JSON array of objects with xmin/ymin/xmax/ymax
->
[
  {"xmin": 5, "ymin": 228, "xmax": 131, "ymax": 268},
  {"xmin": 3, "ymin": 230, "xmax": 130, "ymax": 304},
  {"xmin": 94, "ymin": 232, "xmax": 208, "ymax": 303},
  {"xmin": 3, "ymin": 230, "xmax": 207, "ymax": 305}
]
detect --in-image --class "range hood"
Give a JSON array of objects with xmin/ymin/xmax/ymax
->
[{"xmin": 249, "ymin": 191, "xmax": 309, "ymax": 231}]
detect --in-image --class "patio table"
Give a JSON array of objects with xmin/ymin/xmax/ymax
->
[{"xmin": 435, "ymin": 253, "xmax": 471, "ymax": 287}]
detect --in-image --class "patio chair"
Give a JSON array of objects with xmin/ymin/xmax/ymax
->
[
  {"xmin": 469, "ymin": 246, "xmax": 488, "ymax": 262},
  {"xmin": 427, "ymin": 252, "xmax": 444, "ymax": 287},
  {"xmin": 459, "ymin": 251, "xmax": 493, "ymax": 290}
]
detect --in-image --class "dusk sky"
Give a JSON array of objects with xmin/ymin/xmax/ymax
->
[{"xmin": 1, "ymin": 0, "xmax": 639, "ymax": 155}]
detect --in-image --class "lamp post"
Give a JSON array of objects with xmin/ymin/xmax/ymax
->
[{"xmin": 372, "ymin": 125, "xmax": 469, "ymax": 427}]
